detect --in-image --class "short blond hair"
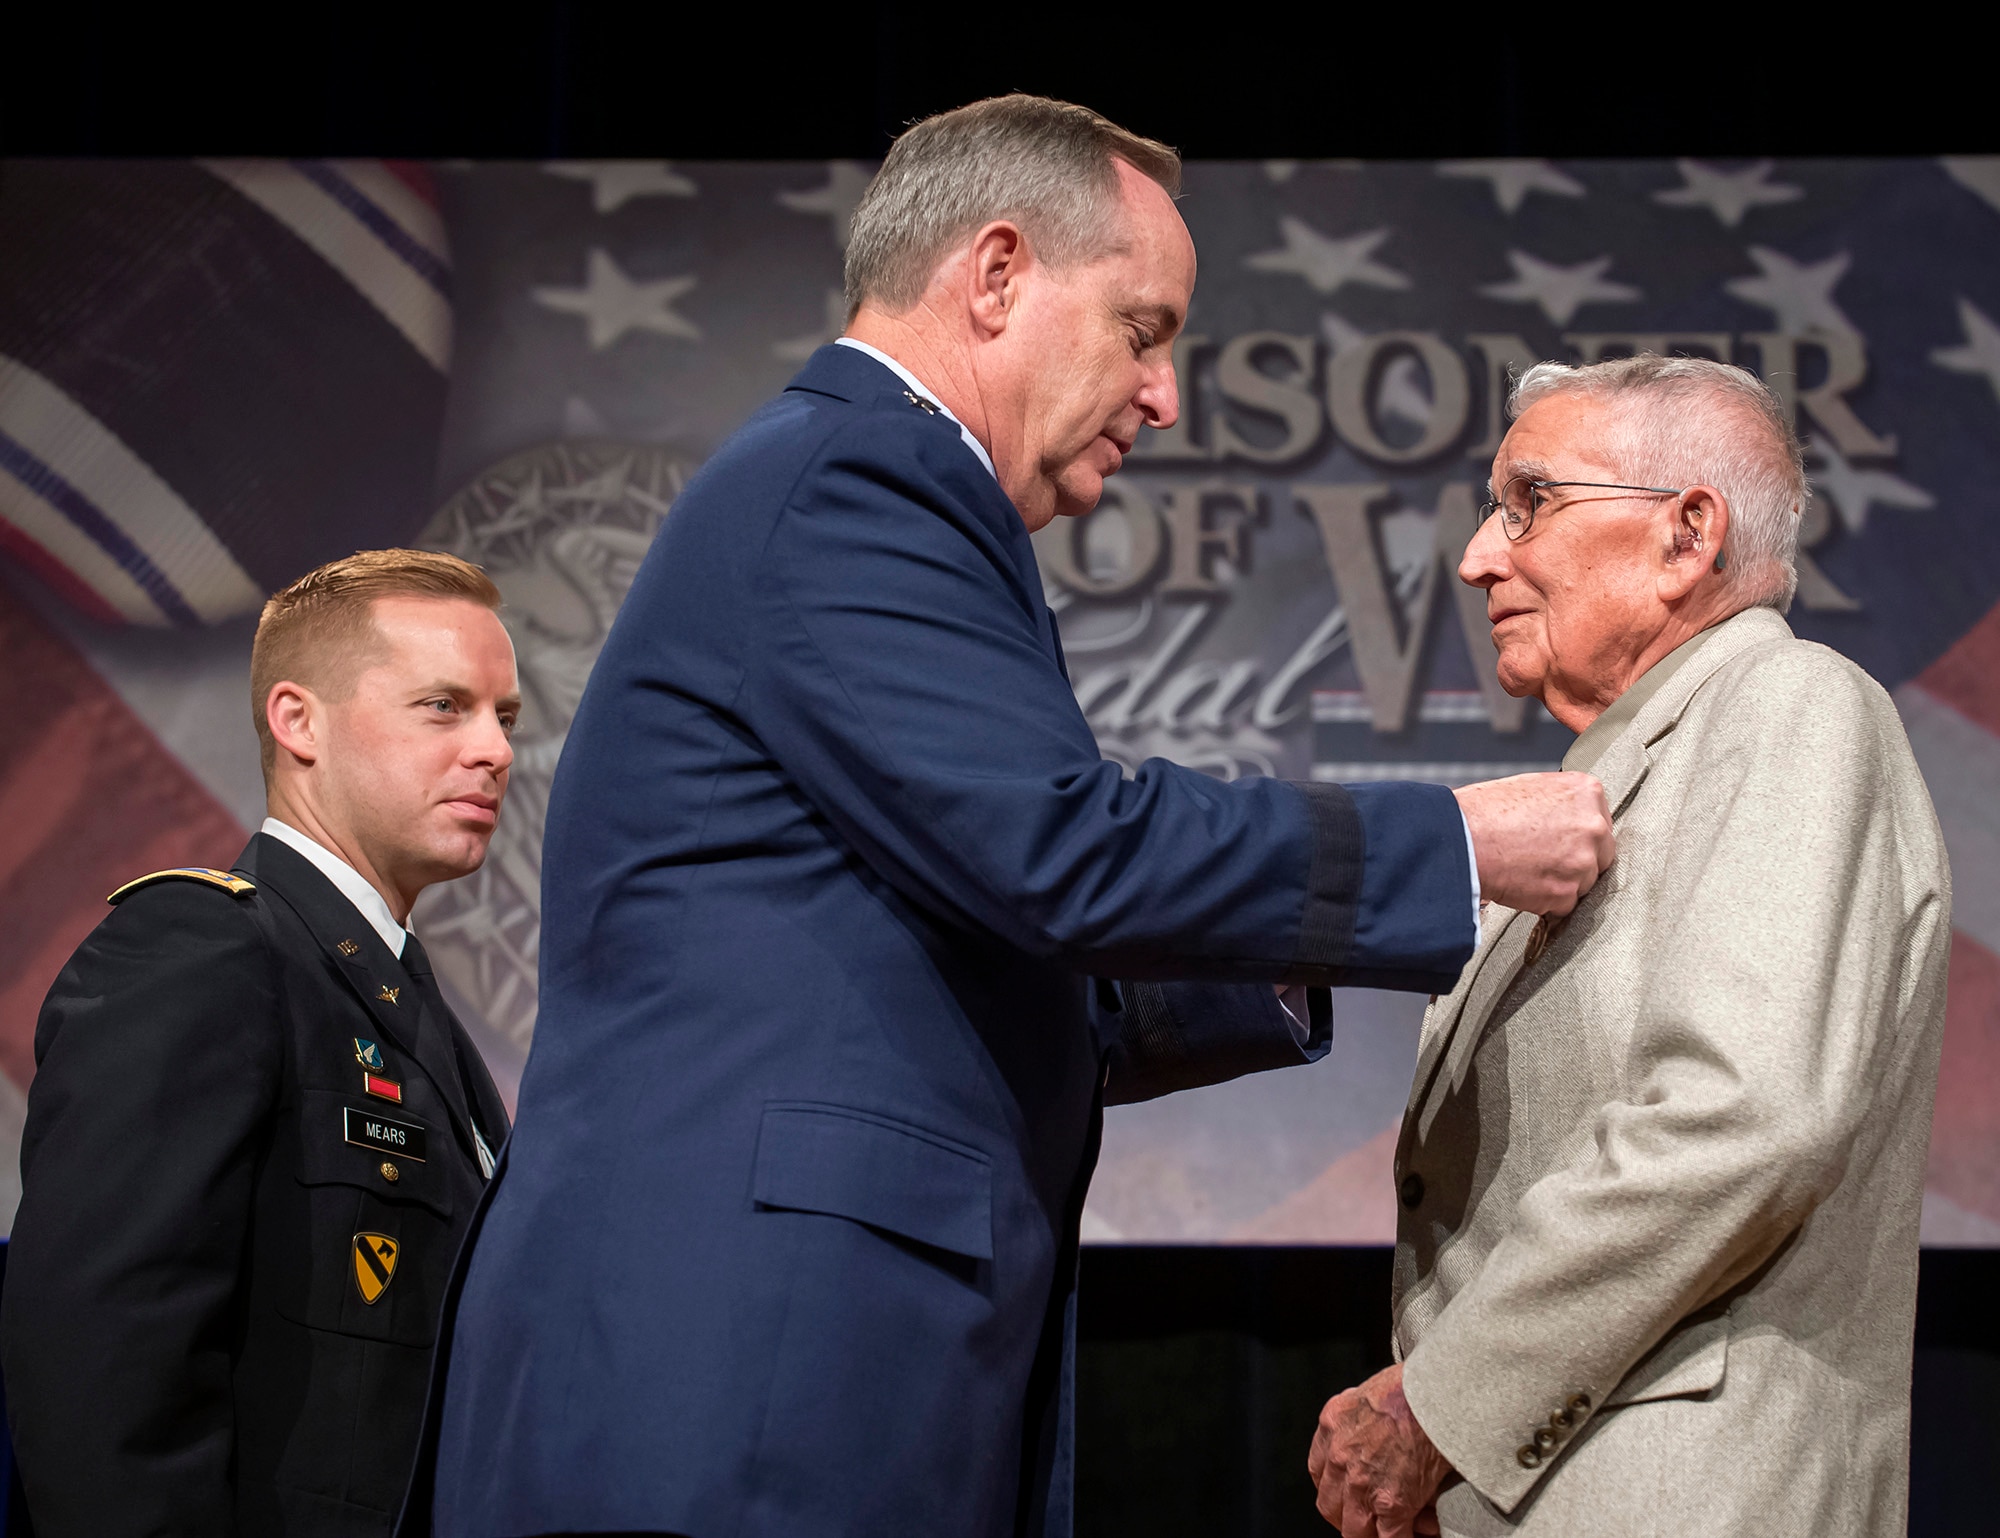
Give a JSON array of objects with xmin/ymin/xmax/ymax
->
[
  {"xmin": 844, "ymin": 93, "xmax": 1182, "ymax": 317},
  {"xmin": 251, "ymin": 549, "xmax": 502, "ymax": 774}
]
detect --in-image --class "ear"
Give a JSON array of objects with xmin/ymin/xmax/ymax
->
[
  {"xmin": 1658, "ymin": 486, "xmax": 1731, "ymax": 602},
  {"xmin": 266, "ymin": 680, "xmax": 325, "ymax": 767},
  {"xmin": 963, "ymin": 220, "xmax": 1027, "ymax": 340}
]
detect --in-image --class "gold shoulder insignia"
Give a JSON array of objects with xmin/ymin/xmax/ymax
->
[{"xmin": 107, "ymin": 868, "xmax": 257, "ymax": 905}]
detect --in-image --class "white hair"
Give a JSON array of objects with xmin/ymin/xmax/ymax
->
[
  {"xmin": 1510, "ymin": 354, "xmax": 1809, "ymax": 611},
  {"xmin": 843, "ymin": 94, "xmax": 1181, "ymax": 318}
]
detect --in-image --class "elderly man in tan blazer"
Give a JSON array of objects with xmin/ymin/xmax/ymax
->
[{"xmin": 1306, "ymin": 354, "xmax": 1952, "ymax": 1538}]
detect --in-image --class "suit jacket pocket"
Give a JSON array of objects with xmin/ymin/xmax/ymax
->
[
  {"xmin": 276, "ymin": 1090, "xmax": 460, "ymax": 1345},
  {"xmin": 1602, "ymin": 1312, "xmax": 1728, "ymax": 1408},
  {"xmin": 752, "ymin": 1101, "xmax": 994, "ymax": 1261}
]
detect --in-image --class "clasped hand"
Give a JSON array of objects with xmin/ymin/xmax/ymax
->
[{"xmin": 1307, "ymin": 1364, "xmax": 1451, "ymax": 1537}]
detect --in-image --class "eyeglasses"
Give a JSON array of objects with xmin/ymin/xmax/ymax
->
[{"xmin": 1478, "ymin": 476, "xmax": 1687, "ymax": 541}]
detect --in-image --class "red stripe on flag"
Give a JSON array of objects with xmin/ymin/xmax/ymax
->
[
  {"xmin": 0, "ymin": 583, "xmax": 247, "ymax": 1095},
  {"xmin": 1915, "ymin": 599, "xmax": 2000, "ymax": 740},
  {"xmin": 1927, "ymin": 930, "xmax": 2000, "ymax": 1223},
  {"xmin": 380, "ymin": 160, "xmax": 439, "ymax": 210},
  {"xmin": 0, "ymin": 521, "xmax": 129, "ymax": 628}
]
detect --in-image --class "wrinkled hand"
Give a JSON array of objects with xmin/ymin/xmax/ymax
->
[
  {"xmin": 1454, "ymin": 771, "xmax": 1614, "ymax": 917},
  {"xmin": 1307, "ymin": 1364, "xmax": 1450, "ymax": 1537}
]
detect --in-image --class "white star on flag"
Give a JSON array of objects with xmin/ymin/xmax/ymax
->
[
  {"xmin": 1806, "ymin": 437, "xmax": 1933, "ymax": 535},
  {"xmin": 1723, "ymin": 247, "xmax": 1857, "ymax": 336},
  {"xmin": 775, "ymin": 287, "xmax": 849, "ymax": 362},
  {"xmin": 544, "ymin": 162, "xmax": 698, "ymax": 213},
  {"xmin": 532, "ymin": 249, "xmax": 702, "ymax": 350},
  {"xmin": 1931, "ymin": 297, "xmax": 2000, "ymax": 405},
  {"xmin": 1942, "ymin": 158, "xmax": 2000, "ymax": 216},
  {"xmin": 778, "ymin": 162, "xmax": 875, "ymax": 249},
  {"xmin": 1436, "ymin": 160, "xmax": 1585, "ymax": 215},
  {"xmin": 1478, "ymin": 250, "xmax": 1639, "ymax": 325},
  {"xmin": 1652, "ymin": 160, "xmax": 1804, "ymax": 227},
  {"xmin": 1244, "ymin": 218, "xmax": 1410, "ymax": 295},
  {"xmin": 1317, "ymin": 310, "xmax": 1433, "ymax": 429}
]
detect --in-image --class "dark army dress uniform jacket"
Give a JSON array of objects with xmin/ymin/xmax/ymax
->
[{"xmin": 1, "ymin": 831, "xmax": 508, "ymax": 1537}]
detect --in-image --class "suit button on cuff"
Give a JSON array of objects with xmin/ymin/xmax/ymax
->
[
  {"xmin": 1532, "ymin": 1427, "xmax": 1557, "ymax": 1454},
  {"xmin": 1567, "ymin": 1392, "xmax": 1593, "ymax": 1415},
  {"xmin": 1516, "ymin": 1445, "xmax": 1542, "ymax": 1470},
  {"xmin": 1399, "ymin": 1172, "xmax": 1425, "ymax": 1208}
]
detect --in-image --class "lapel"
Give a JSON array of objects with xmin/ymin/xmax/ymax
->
[
  {"xmin": 1405, "ymin": 607, "xmax": 1796, "ymax": 1120},
  {"xmin": 238, "ymin": 833, "xmax": 480, "ymax": 1152}
]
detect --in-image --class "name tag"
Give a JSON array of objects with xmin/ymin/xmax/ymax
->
[{"xmin": 344, "ymin": 1106, "xmax": 428, "ymax": 1163}]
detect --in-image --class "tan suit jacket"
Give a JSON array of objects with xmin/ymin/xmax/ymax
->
[{"xmin": 1394, "ymin": 606, "xmax": 1951, "ymax": 1536}]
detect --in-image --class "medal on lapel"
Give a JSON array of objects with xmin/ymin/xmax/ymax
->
[{"xmin": 1524, "ymin": 916, "xmax": 1563, "ymax": 966}]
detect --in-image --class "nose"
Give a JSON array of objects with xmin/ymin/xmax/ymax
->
[
  {"xmin": 1136, "ymin": 355, "xmax": 1180, "ymax": 430},
  {"xmin": 1459, "ymin": 511, "xmax": 1511, "ymax": 590},
  {"xmin": 467, "ymin": 708, "xmax": 515, "ymax": 777}
]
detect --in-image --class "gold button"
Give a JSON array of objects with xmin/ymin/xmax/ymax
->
[
  {"xmin": 380, "ymin": 1161, "xmax": 401, "ymax": 1183},
  {"xmin": 1525, "ymin": 918, "xmax": 1551, "ymax": 965},
  {"xmin": 1516, "ymin": 1445, "xmax": 1542, "ymax": 1469},
  {"xmin": 1533, "ymin": 1427, "xmax": 1557, "ymax": 1453}
]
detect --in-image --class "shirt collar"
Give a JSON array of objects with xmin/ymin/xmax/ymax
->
[
  {"xmin": 1562, "ymin": 621, "xmax": 1730, "ymax": 775},
  {"xmin": 833, "ymin": 337, "xmax": 998, "ymax": 481},
  {"xmin": 259, "ymin": 817, "xmax": 409, "ymax": 957}
]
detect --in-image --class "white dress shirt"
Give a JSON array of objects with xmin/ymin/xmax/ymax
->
[
  {"xmin": 260, "ymin": 818, "xmax": 409, "ymax": 957},
  {"xmin": 834, "ymin": 337, "xmax": 998, "ymax": 481}
]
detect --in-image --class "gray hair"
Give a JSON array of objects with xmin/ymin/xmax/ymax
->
[
  {"xmin": 843, "ymin": 94, "xmax": 1181, "ymax": 318},
  {"xmin": 1510, "ymin": 354, "xmax": 1809, "ymax": 611}
]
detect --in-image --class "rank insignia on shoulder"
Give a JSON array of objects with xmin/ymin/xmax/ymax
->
[
  {"xmin": 107, "ymin": 867, "xmax": 256, "ymax": 905},
  {"xmin": 354, "ymin": 1039, "xmax": 385, "ymax": 1071},
  {"xmin": 352, "ymin": 1232, "xmax": 400, "ymax": 1304},
  {"xmin": 376, "ymin": 985, "xmax": 400, "ymax": 1005},
  {"xmin": 364, "ymin": 1072, "xmax": 403, "ymax": 1104}
]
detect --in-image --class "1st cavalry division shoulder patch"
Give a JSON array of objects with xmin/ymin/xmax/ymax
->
[
  {"xmin": 106, "ymin": 868, "xmax": 256, "ymax": 904},
  {"xmin": 352, "ymin": 1232, "xmax": 400, "ymax": 1304}
]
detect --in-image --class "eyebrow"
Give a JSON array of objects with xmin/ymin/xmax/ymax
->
[
  {"xmin": 1507, "ymin": 457, "xmax": 1555, "ymax": 480},
  {"xmin": 1121, "ymin": 302, "xmax": 1183, "ymax": 342},
  {"xmin": 414, "ymin": 681, "xmax": 523, "ymax": 711}
]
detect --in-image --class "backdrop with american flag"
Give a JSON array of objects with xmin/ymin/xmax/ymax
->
[{"xmin": 1, "ymin": 155, "xmax": 1995, "ymax": 1245}]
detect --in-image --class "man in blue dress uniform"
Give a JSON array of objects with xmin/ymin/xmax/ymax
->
[{"xmin": 418, "ymin": 96, "xmax": 1613, "ymax": 1538}]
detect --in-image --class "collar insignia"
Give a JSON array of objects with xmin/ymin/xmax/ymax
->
[{"xmin": 376, "ymin": 985, "xmax": 400, "ymax": 1006}]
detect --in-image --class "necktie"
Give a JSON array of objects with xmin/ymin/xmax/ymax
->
[{"xmin": 402, "ymin": 932, "xmax": 497, "ymax": 1177}]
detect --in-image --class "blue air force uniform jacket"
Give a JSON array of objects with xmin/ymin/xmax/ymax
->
[
  {"xmin": 422, "ymin": 345, "xmax": 1474, "ymax": 1537},
  {"xmin": 2, "ymin": 833, "xmax": 508, "ymax": 1536}
]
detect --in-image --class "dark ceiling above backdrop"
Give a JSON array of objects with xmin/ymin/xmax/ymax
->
[{"xmin": 6, "ymin": 6, "xmax": 1995, "ymax": 159}]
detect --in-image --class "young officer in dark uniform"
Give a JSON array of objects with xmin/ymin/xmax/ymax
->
[{"xmin": 1, "ymin": 549, "xmax": 518, "ymax": 1537}]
